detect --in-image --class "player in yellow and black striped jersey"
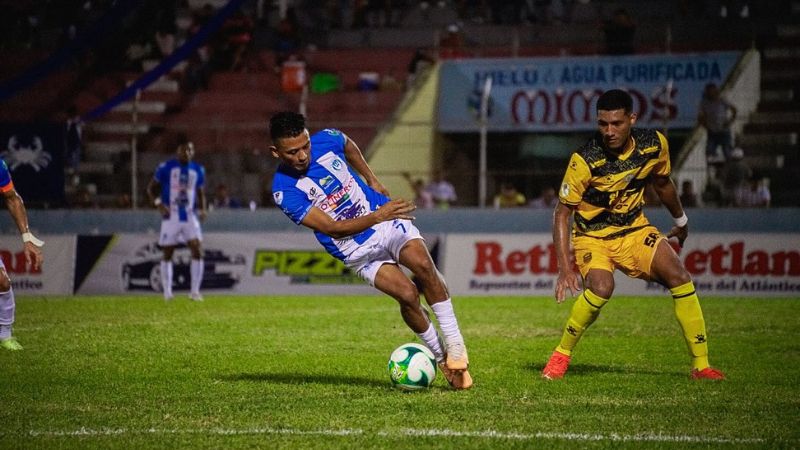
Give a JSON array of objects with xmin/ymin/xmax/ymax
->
[
  {"xmin": 559, "ymin": 127, "xmax": 670, "ymax": 239},
  {"xmin": 542, "ymin": 89, "xmax": 725, "ymax": 381}
]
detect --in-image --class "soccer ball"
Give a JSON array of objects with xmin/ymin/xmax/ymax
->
[{"xmin": 387, "ymin": 343, "xmax": 437, "ymax": 390}]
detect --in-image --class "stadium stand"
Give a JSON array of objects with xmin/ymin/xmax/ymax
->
[{"xmin": 0, "ymin": 0, "xmax": 797, "ymax": 207}]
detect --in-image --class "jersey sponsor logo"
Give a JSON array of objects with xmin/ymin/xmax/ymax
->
[
  {"xmin": 273, "ymin": 191, "xmax": 284, "ymax": 205},
  {"xmin": 319, "ymin": 175, "xmax": 334, "ymax": 188},
  {"xmin": 1, "ymin": 135, "xmax": 51, "ymax": 171},
  {"xmin": 336, "ymin": 202, "xmax": 365, "ymax": 220},
  {"xmin": 331, "ymin": 158, "xmax": 343, "ymax": 171},
  {"xmin": 252, "ymin": 249, "xmax": 363, "ymax": 284},
  {"xmin": 323, "ymin": 129, "xmax": 341, "ymax": 136},
  {"xmin": 560, "ymin": 183, "xmax": 570, "ymax": 198},
  {"xmin": 319, "ymin": 177, "xmax": 355, "ymax": 212}
]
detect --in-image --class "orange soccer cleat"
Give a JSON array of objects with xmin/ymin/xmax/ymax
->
[{"xmin": 542, "ymin": 349, "xmax": 571, "ymax": 380}]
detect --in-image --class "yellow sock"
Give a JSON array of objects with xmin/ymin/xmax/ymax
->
[
  {"xmin": 555, "ymin": 290, "xmax": 608, "ymax": 356},
  {"xmin": 671, "ymin": 281, "xmax": 710, "ymax": 370}
]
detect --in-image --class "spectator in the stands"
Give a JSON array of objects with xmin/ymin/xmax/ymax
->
[
  {"xmin": 529, "ymin": 186, "xmax": 558, "ymax": 209},
  {"xmin": 212, "ymin": 183, "xmax": 241, "ymax": 209},
  {"xmin": 184, "ymin": 5, "xmax": 215, "ymax": 92},
  {"xmin": 407, "ymin": 47, "xmax": 436, "ymax": 88},
  {"xmin": 64, "ymin": 105, "xmax": 82, "ymax": 174},
  {"xmin": 679, "ymin": 180, "xmax": 700, "ymax": 208},
  {"xmin": 74, "ymin": 186, "xmax": 99, "ymax": 209},
  {"xmin": 221, "ymin": 8, "xmax": 254, "ymax": 71},
  {"xmin": 425, "ymin": 169, "xmax": 457, "ymax": 209},
  {"xmin": 402, "ymin": 172, "xmax": 435, "ymax": 209},
  {"xmin": 738, "ymin": 176, "xmax": 770, "ymax": 208},
  {"xmin": 274, "ymin": 8, "xmax": 302, "ymax": 71},
  {"xmin": 698, "ymin": 82, "xmax": 737, "ymax": 164},
  {"xmin": 114, "ymin": 193, "xmax": 132, "ymax": 209},
  {"xmin": 439, "ymin": 23, "xmax": 466, "ymax": 59},
  {"xmin": 720, "ymin": 147, "xmax": 751, "ymax": 206},
  {"xmin": 364, "ymin": 0, "xmax": 402, "ymax": 28},
  {"xmin": 701, "ymin": 166, "xmax": 724, "ymax": 207},
  {"xmin": 455, "ymin": 0, "xmax": 490, "ymax": 24},
  {"xmin": 602, "ymin": 8, "xmax": 636, "ymax": 55},
  {"xmin": 494, "ymin": 182, "xmax": 527, "ymax": 208},
  {"xmin": 154, "ymin": 3, "xmax": 177, "ymax": 58}
]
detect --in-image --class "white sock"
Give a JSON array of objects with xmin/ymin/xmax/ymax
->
[
  {"xmin": 0, "ymin": 289, "xmax": 15, "ymax": 339},
  {"xmin": 160, "ymin": 261, "xmax": 173, "ymax": 298},
  {"xmin": 430, "ymin": 299, "xmax": 465, "ymax": 348},
  {"xmin": 416, "ymin": 322, "xmax": 445, "ymax": 362},
  {"xmin": 190, "ymin": 259, "xmax": 204, "ymax": 294}
]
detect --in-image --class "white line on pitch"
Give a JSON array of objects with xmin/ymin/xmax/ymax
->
[{"xmin": 23, "ymin": 427, "xmax": 772, "ymax": 444}]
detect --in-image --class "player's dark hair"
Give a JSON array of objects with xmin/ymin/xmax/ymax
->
[
  {"xmin": 269, "ymin": 111, "xmax": 306, "ymax": 142},
  {"xmin": 176, "ymin": 132, "xmax": 190, "ymax": 146},
  {"xmin": 597, "ymin": 89, "xmax": 633, "ymax": 113}
]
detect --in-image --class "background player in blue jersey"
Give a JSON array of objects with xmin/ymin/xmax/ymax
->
[
  {"xmin": 147, "ymin": 138, "xmax": 207, "ymax": 302},
  {"xmin": 0, "ymin": 159, "xmax": 44, "ymax": 351},
  {"xmin": 269, "ymin": 111, "xmax": 473, "ymax": 389}
]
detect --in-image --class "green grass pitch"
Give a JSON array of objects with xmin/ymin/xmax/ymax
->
[{"xmin": 1, "ymin": 295, "xmax": 798, "ymax": 449}]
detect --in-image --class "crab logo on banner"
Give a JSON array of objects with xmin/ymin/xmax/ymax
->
[
  {"xmin": 0, "ymin": 123, "xmax": 65, "ymax": 205},
  {"xmin": 2, "ymin": 136, "xmax": 52, "ymax": 171}
]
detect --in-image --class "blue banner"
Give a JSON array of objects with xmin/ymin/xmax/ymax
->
[
  {"xmin": 437, "ymin": 52, "xmax": 740, "ymax": 132},
  {"xmin": 0, "ymin": 123, "xmax": 65, "ymax": 206}
]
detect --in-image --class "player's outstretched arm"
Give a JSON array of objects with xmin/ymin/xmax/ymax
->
[
  {"xmin": 301, "ymin": 199, "xmax": 415, "ymax": 239},
  {"xmin": 196, "ymin": 186, "xmax": 207, "ymax": 221},
  {"xmin": 553, "ymin": 202, "xmax": 581, "ymax": 303},
  {"xmin": 343, "ymin": 134, "xmax": 390, "ymax": 197},
  {"xmin": 3, "ymin": 189, "xmax": 43, "ymax": 270},
  {"xmin": 651, "ymin": 175, "xmax": 689, "ymax": 247}
]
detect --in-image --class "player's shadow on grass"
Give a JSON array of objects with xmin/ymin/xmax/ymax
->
[
  {"xmin": 218, "ymin": 372, "xmax": 387, "ymax": 388},
  {"xmin": 525, "ymin": 363, "xmax": 682, "ymax": 377}
]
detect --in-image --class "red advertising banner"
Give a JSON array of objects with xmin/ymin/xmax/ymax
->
[
  {"xmin": 0, "ymin": 235, "xmax": 75, "ymax": 295},
  {"xmin": 442, "ymin": 234, "xmax": 800, "ymax": 297}
]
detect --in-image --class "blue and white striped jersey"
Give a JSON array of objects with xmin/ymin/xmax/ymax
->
[
  {"xmin": 153, "ymin": 159, "xmax": 205, "ymax": 222},
  {"xmin": 272, "ymin": 129, "xmax": 389, "ymax": 260}
]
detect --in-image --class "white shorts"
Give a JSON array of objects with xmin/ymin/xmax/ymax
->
[
  {"xmin": 345, "ymin": 219, "xmax": 422, "ymax": 287},
  {"xmin": 159, "ymin": 217, "xmax": 203, "ymax": 247}
]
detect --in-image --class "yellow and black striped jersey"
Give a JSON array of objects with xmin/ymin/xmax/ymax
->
[{"xmin": 558, "ymin": 128, "xmax": 670, "ymax": 239}]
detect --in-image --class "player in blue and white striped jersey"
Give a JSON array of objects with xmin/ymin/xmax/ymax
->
[
  {"xmin": 147, "ymin": 138, "xmax": 207, "ymax": 302},
  {"xmin": 269, "ymin": 112, "xmax": 472, "ymax": 389}
]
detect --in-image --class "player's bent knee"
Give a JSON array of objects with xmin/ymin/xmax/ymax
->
[
  {"xmin": 395, "ymin": 284, "xmax": 420, "ymax": 307},
  {"xmin": 671, "ymin": 269, "xmax": 692, "ymax": 288},
  {"xmin": 585, "ymin": 278, "xmax": 614, "ymax": 299}
]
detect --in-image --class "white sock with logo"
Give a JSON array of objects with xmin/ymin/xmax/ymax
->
[
  {"xmin": 190, "ymin": 259, "xmax": 204, "ymax": 295},
  {"xmin": 0, "ymin": 289, "xmax": 15, "ymax": 339},
  {"xmin": 416, "ymin": 322, "xmax": 445, "ymax": 362},
  {"xmin": 160, "ymin": 261, "xmax": 173, "ymax": 298}
]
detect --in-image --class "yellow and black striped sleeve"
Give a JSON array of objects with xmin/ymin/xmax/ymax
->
[
  {"xmin": 559, "ymin": 152, "xmax": 591, "ymax": 206},
  {"xmin": 652, "ymin": 131, "xmax": 671, "ymax": 177}
]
